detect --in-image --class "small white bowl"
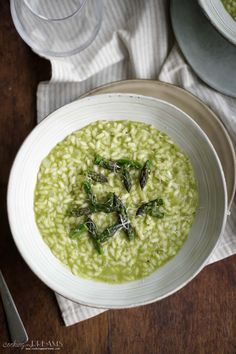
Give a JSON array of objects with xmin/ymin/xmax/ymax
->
[
  {"xmin": 7, "ymin": 94, "xmax": 227, "ymax": 308},
  {"xmin": 199, "ymin": 0, "xmax": 236, "ymax": 45}
]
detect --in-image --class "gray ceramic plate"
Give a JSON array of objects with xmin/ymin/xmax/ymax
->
[
  {"xmin": 198, "ymin": 0, "xmax": 236, "ymax": 46},
  {"xmin": 171, "ymin": 0, "xmax": 236, "ymax": 98},
  {"xmin": 83, "ymin": 79, "xmax": 236, "ymax": 208}
]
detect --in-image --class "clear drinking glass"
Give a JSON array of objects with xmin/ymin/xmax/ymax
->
[{"xmin": 10, "ymin": 0, "xmax": 103, "ymax": 57}]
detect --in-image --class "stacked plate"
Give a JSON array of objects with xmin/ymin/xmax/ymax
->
[
  {"xmin": 199, "ymin": 0, "xmax": 236, "ymax": 45},
  {"xmin": 171, "ymin": 0, "xmax": 236, "ymax": 97},
  {"xmin": 7, "ymin": 80, "xmax": 235, "ymax": 307}
]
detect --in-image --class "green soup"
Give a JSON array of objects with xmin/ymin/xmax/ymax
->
[{"xmin": 34, "ymin": 121, "xmax": 198, "ymax": 283}]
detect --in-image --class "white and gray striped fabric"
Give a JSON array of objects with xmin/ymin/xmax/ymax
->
[{"xmin": 36, "ymin": 0, "xmax": 236, "ymax": 326}]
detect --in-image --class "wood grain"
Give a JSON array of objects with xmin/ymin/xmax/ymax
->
[{"xmin": 0, "ymin": 1, "xmax": 236, "ymax": 353}]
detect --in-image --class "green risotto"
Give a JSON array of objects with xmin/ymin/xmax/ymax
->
[
  {"xmin": 34, "ymin": 121, "xmax": 198, "ymax": 283},
  {"xmin": 222, "ymin": 0, "xmax": 236, "ymax": 20}
]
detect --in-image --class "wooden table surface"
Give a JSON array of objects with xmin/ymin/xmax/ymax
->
[{"xmin": 1, "ymin": 2, "xmax": 236, "ymax": 353}]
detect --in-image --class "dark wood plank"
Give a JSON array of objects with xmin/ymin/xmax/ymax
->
[
  {"xmin": 0, "ymin": 1, "xmax": 236, "ymax": 354},
  {"xmin": 109, "ymin": 256, "xmax": 236, "ymax": 354},
  {"xmin": 0, "ymin": 2, "xmax": 109, "ymax": 354}
]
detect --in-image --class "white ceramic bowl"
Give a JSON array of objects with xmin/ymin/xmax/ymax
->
[
  {"xmin": 7, "ymin": 94, "xmax": 227, "ymax": 308},
  {"xmin": 199, "ymin": 0, "xmax": 236, "ymax": 45}
]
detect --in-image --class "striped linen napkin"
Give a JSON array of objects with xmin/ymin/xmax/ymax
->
[{"xmin": 36, "ymin": 0, "xmax": 236, "ymax": 326}]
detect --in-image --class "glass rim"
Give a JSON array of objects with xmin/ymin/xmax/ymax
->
[
  {"xmin": 10, "ymin": 0, "xmax": 103, "ymax": 57},
  {"xmin": 23, "ymin": 0, "xmax": 88, "ymax": 22}
]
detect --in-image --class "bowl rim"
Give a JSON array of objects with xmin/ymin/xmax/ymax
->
[
  {"xmin": 7, "ymin": 93, "xmax": 228, "ymax": 308},
  {"xmin": 82, "ymin": 79, "xmax": 236, "ymax": 208},
  {"xmin": 198, "ymin": 0, "xmax": 236, "ymax": 45}
]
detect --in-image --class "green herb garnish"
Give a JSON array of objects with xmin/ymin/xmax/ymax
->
[
  {"xmin": 88, "ymin": 171, "xmax": 108, "ymax": 183},
  {"xmin": 94, "ymin": 155, "xmax": 120, "ymax": 172},
  {"xmin": 85, "ymin": 217, "xmax": 103, "ymax": 254},
  {"xmin": 113, "ymin": 194, "xmax": 135, "ymax": 240},
  {"xmin": 139, "ymin": 160, "xmax": 151, "ymax": 189},
  {"xmin": 136, "ymin": 198, "xmax": 164, "ymax": 218},
  {"xmin": 120, "ymin": 167, "xmax": 132, "ymax": 192},
  {"xmin": 99, "ymin": 223, "xmax": 123, "ymax": 243}
]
